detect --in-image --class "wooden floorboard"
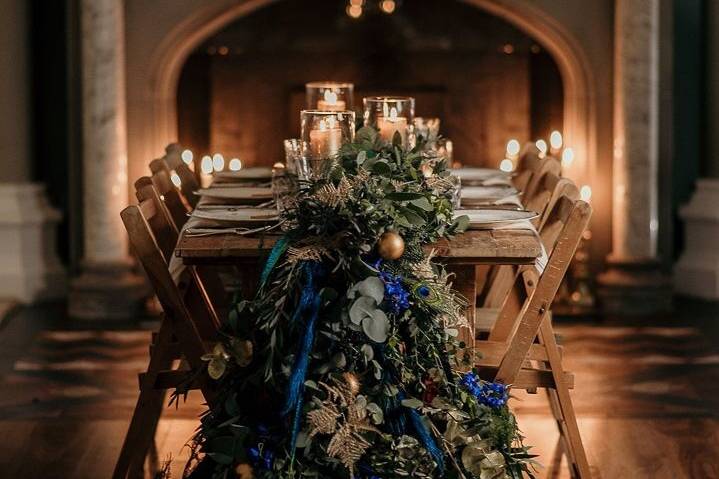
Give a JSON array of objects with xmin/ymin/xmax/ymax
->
[{"xmin": 0, "ymin": 300, "xmax": 717, "ymax": 478}]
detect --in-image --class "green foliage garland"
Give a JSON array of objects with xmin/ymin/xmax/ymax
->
[{"xmin": 185, "ymin": 128, "xmax": 537, "ymax": 479}]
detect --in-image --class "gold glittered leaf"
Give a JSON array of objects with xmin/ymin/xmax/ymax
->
[{"xmin": 207, "ymin": 358, "xmax": 226, "ymax": 380}]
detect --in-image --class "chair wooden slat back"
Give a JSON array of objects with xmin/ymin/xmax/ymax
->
[
  {"xmin": 133, "ymin": 177, "xmax": 221, "ymax": 337},
  {"xmin": 481, "ymin": 173, "xmax": 576, "ymax": 309},
  {"xmin": 486, "ymin": 191, "xmax": 587, "ymax": 343},
  {"xmin": 163, "ymin": 144, "xmax": 200, "ymax": 208},
  {"xmin": 120, "ymin": 204, "xmax": 210, "ymax": 374},
  {"xmin": 149, "ymin": 158, "xmax": 191, "ymax": 229},
  {"xmin": 513, "ymin": 143, "xmax": 541, "ymax": 191},
  {"xmin": 523, "ymin": 156, "xmax": 561, "ymax": 203},
  {"xmin": 134, "ymin": 177, "xmax": 178, "ymax": 262},
  {"xmin": 492, "ymin": 199, "xmax": 592, "ymax": 383}
]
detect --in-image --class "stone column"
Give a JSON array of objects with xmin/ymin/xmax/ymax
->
[
  {"xmin": 0, "ymin": 0, "xmax": 65, "ymax": 302},
  {"xmin": 674, "ymin": 0, "xmax": 719, "ymax": 300},
  {"xmin": 597, "ymin": 0, "xmax": 672, "ymax": 313},
  {"xmin": 68, "ymin": 0, "xmax": 146, "ymax": 320}
]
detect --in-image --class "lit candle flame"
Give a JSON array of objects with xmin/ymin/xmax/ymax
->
[
  {"xmin": 212, "ymin": 153, "xmax": 225, "ymax": 172},
  {"xmin": 506, "ymin": 139, "xmax": 520, "ymax": 157},
  {"xmin": 181, "ymin": 149, "xmax": 193, "ymax": 165},
  {"xmin": 389, "ymin": 107, "xmax": 398, "ymax": 121},
  {"xmin": 550, "ymin": 130, "xmax": 563, "ymax": 150},
  {"xmin": 229, "ymin": 158, "xmax": 242, "ymax": 171},
  {"xmin": 561, "ymin": 147, "xmax": 575, "ymax": 167},
  {"xmin": 200, "ymin": 156, "xmax": 213, "ymax": 174},
  {"xmin": 535, "ymin": 139, "xmax": 548, "ymax": 157},
  {"xmin": 499, "ymin": 159, "xmax": 514, "ymax": 172},
  {"xmin": 170, "ymin": 171, "xmax": 181, "ymax": 187},
  {"xmin": 324, "ymin": 90, "xmax": 338, "ymax": 105},
  {"xmin": 580, "ymin": 185, "xmax": 592, "ymax": 202}
]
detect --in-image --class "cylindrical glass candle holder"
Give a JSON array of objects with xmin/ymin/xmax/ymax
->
[
  {"xmin": 283, "ymin": 138, "xmax": 302, "ymax": 174},
  {"xmin": 306, "ymin": 82, "xmax": 354, "ymax": 112},
  {"xmin": 413, "ymin": 117, "xmax": 440, "ymax": 144},
  {"xmin": 363, "ymin": 96, "xmax": 415, "ymax": 146},
  {"xmin": 299, "ymin": 110, "xmax": 355, "ymax": 180}
]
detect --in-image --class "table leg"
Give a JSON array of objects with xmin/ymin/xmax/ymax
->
[{"xmin": 448, "ymin": 264, "xmax": 477, "ymax": 352}]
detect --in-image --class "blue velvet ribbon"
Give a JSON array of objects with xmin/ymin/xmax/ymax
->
[
  {"xmin": 407, "ymin": 407, "xmax": 445, "ymax": 472},
  {"xmin": 281, "ymin": 261, "xmax": 323, "ymax": 455},
  {"xmin": 260, "ymin": 235, "xmax": 289, "ymax": 288}
]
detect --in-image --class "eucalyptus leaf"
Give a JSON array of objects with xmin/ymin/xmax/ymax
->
[
  {"xmin": 362, "ymin": 308, "xmax": 390, "ymax": 343},
  {"xmin": 357, "ymin": 276, "xmax": 385, "ymax": 304},
  {"xmin": 349, "ymin": 296, "xmax": 377, "ymax": 325},
  {"xmin": 401, "ymin": 398, "xmax": 424, "ymax": 409}
]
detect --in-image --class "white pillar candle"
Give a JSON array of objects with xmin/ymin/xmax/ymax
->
[
  {"xmin": 377, "ymin": 107, "xmax": 408, "ymax": 144},
  {"xmin": 317, "ymin": 90, "xmax": 346, "ymax": 112},
  {"xmin": 309, "ymin": 119, "xmax": 343, "ymax": 158}
]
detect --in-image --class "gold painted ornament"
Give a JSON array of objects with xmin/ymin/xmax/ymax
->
[{"xmin": 377, "ymin": 231, "xmax": 405, "ymax": 260}]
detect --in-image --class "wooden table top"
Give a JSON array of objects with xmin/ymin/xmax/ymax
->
[{"xmin": 175, "ymin": 228, "xmax": 542, "ymax": 266}]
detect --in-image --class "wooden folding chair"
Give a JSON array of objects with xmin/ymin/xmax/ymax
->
[
  {"xmin": 148, "ymin": 157, "xmax": 191, "ymax": 229},
  {"xmin": 163, "ymin": 143, "xmax": 201, "ymax": 208},
  {"xmin": 522, "ymin": 156, "xmax": 561, "ymax": 206},
  {"xmin": 114, "ymin": 179, "xmax": 220, "ymax": 479},
  {"xmin": 472, "ymin": 196, "xmax": 593, "ymax": 479},
  {"xmin": 481, "ymin": 172, "xmax": 577, "ymax": 309},
  {"xmin": 512, "ymin": 143, "xmax": 542, "ymax": 192}
]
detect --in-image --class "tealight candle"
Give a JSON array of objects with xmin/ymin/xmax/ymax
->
[
  {"xmin": 376, "ymin": 107, "xmax": 408, "ymax": 144},
  {"xmin": 309, "ymin": 118, "xmax": 343, "ymax": 158},
  {"xmin": 317, "ymin": 90, "xmax": 346, "ymax": 112}
]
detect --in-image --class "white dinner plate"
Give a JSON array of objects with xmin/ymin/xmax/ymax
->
[
  {"xmin": 195, "ymin": 186, "xmax": 273, "ymax": 200},
  {"xmin": 214, "ymin": 167, "xmax": 273, "ymax": 180},
  {"xmin": 461, "ymin": 185, "xmax": 518, "ymax": 201},
  {"xmin": 191, "ymin": 207, "xmax": 279, "ymax": 225},
  {"xmin": 452, "ymin": 167, "xmax": 508, "ymax": 181},
  {"xmin": 455, "ymin": 209, "xmax": 538, "ymax": 228}
]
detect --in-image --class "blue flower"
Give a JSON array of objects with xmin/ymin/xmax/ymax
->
[
  {"xmin": 378, "ymin": 270, "xmax": 410, "ymax": 315},
  {"xmin": 249, "ymin": 444, "xmax": 274, "ymax": 470},
  {"xmin": 460, "ymin": 372, "xmax": 509, "ymax": 409}
]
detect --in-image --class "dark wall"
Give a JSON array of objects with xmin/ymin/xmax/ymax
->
[
  {"xmin": 30, "ymin": 0, "xmax": 74, "ymax": 266},
  {"xmin": 672, "ymin": 0, "xmax": 705, "ymax": 257}
]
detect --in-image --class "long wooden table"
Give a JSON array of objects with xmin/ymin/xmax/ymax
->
[
  {"xmin": 175, "ymin": 229, "xmax": 541, "ymax": 266},
  {"xmin": 175, "ymin": 225, "xmax": 542, "ymax": 344}
]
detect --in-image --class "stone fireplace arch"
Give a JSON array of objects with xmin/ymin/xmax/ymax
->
[{"xmin": 128, "ymin": 0, "xmax": 598, "ymax": 191}]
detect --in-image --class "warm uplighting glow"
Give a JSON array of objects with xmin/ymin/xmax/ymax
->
[
  {"xmin": 212, "ymin": 153, "xmax": 225, "ymax": 172},
  {"xmin": 561, "ymin": 147, "xmax": 575, "ymax": 168},
  {"xmin": 347, "ymin": 4, "xmax": 363, "ymax": 18},
  {"xmin": 181, "ymin": 149, "xmax": 193, "ymax": 165},
  {"xmin": 549, "ymin": 130, "xmax": 563, "ymax": 150},
  {"xmin": 170, "ymin": 171, "xmax": 181, "ymax": 187},
  {"xmin": 499, "ymin": 159, "xmax": 514, "ymax": 172},
  {"xmin": 506, "ymin": 139, "xmax": 520, "ymax": 157},
  {"xmin": 380, "ymin": 0, "xmax": 396, "ymax": 14},
  {"xmin": 580, "ymin": 185, "xmax": 592, "ymax": 202},
  {"xmin": 200, "ymin": 155, "xmax": 213, "ymax": 174},
  {"xmin": 349, "ymin": 0, "xmax": 363, "ymax": 5},
  {"xmin": 229, "ymin": 158, "xmax": 242, "ymax": 171},
  {"xmin": 535, "ymin": 139, "xmax": 548, "ymax": 156}
]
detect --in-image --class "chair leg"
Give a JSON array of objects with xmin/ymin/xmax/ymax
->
[
  {"xmin": 113, "ymin": 321, "xmax": 175, "ymax": 479},
  {"xmin": 540, "ymin": 318, "xmax": 592, "ymax": 479}
]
